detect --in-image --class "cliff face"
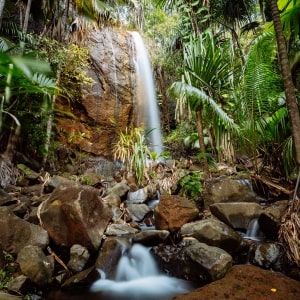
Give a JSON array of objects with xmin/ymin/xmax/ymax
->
[{"xmin": 55, "ymin": 28, "xmax": 138, "ymax": 157}]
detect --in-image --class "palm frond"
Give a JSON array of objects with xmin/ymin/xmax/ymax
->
[
  {"xmin": 170, "ymin": 81, "xmax": 239, "ymax": 132},
  {"xmin": 280, "ymin": 1, "xmax": 300, "ymax": 43},
  {"xmin": 241, "ymin": 32, "xmax": 283, "ymax": 116}
]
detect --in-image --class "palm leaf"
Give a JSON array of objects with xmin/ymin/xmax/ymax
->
[
  {"xmin": 280, "ymin": 1, "xmax": 300, "ymax": 42},
  {"xmin": 170, "ymin": 81, "xmax": 239, "ymax": 132},
  {"xmin": 241, "ymin": 32, "xmax": 283, "ymax": 116}
]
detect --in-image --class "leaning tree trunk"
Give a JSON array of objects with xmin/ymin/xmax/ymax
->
[
  {"xmin": 23, "ymin": 0, "xmax": 32, "ymax": 33},
  {"xmin": 270, "ymin": 0, "xmax": 300, "ymax": 168},
  {"xmin": 270, "ymin": 0, "xmax": 300, "ymax": 267},
  {"xmin": 0, "ymin": 0, "xmax": 5, "ymax": 29}
]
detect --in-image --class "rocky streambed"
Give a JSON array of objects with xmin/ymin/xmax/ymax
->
[{"xmin": 0, "ymin": 158, "xmax": 299, "ymax": 299}]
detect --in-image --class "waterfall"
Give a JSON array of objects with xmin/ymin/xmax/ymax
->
[
  {"xmin": 130, "ymin": 31, "xmax": 163, "ymax": 155},
  {"xmin": 90, "ymin": 244, "xmax": 192, "ymax": 300},
  {"xmin": 244, "ymin": 218, "xmax": 265, "ymax": 242}
]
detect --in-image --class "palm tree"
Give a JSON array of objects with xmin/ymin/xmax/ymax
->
[
  {"xmin": 236, "ymin": 31, "xmax": 287, "ymax": 173},
  {"xmin": 269, "ymin": 0, "xmax": 300, "ymax": 169},
  {"xmin": 269, "ymin": 0, "xmax": 300, "ymax": 268},
  {"xmin": 169, "ymin": 31, "xmax": 239, "ymax": 177}
]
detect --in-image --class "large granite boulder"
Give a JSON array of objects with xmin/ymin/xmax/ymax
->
[
  {"xmin": 204, "ymin": 177, "xmax": 258, "ymax": 208},
  {"xmin": 210, "ymin": 202, "xmax": 262, "ymax": 230},
  {"xmin": 152, "ymin": 239, "xmax": 232, "ymax": 284},
  {"xmin": 38, "ymin": 184, "xmax": 112, "ymax": 252},
  {"xmin": 180, "ymin": 218, "xmax": 243, "ymax": 253}
]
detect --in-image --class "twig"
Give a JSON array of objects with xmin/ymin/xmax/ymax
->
[
  {"xmin": 252, "ymin": 174, "xmax": 293, "ymax": 195},
  {"xmin": 47, "ymin": 246, "xmax": 70, "ymax": 274},
  {"xmin": 291, "ymin": 169, "xmax": 300, "ymax": 211}
]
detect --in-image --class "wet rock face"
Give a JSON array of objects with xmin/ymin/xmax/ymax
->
[
  {"xmin": 152, "ymin": 240, "xmax": 232, "ymax": 284},
  {"xmin": 249, "ymin": 242, "xmax": 281, "ymax": 269},
  {"xmin": 55, "ymin": 28, "xmax": 137, "ymax": 157}
]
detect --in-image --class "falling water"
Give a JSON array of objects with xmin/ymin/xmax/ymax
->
[
  {"xmin": 244, "ymin": 218, "xmax": 265, "ymax": 242},
  {"xmin": 130, "ymin": 31, "xmax": 163, "ymax": 155},
  {"xmin": 90, "ymin": 244, "xmax": 192, "ymax": 300}
]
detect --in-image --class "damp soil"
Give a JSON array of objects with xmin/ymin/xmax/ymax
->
[{"xmin": 172, "ymin": 264, "xmax": 300, "ymax": 300}]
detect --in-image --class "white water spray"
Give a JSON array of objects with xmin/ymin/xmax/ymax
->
[
  {"xmin": 90, "ymin": 244, "xmax": 192, "ymax": 300},
  {"xmin": 244, "ymin": 218, "xmax": 265, "ymax": 241},
  {"xmin": 130, "ymin": 31, "xmax": 163, "ymax": 155}
]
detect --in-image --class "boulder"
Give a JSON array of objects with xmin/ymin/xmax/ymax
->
[
  {"xmin": 127, "ymin": 188, "xmax": 148, "ymax": 204},
  {"xmin": 154, "ymin": 194, "xmax": 199, "ymax": 232},
  {"xmin": 17, "ymin": 245, "xmax": 54, "ymax": 287},
  {"xmin": 95, "ymin": 237, "xmax": 129, "ymax": 279},
  {"xmin": 67, "ymin": 244, "xmax": 90, "ymax": 273},
  {"xmin": 0, "ymin": 207, "xmax": 49, "ymax": 255},
  {"xmin": 38, "ymin": 184, "xmax": 112, "ymax": 252},
  {"xmin": 61, "ymin": 266, "xmax": 100, "ymax": 290},
  {"xmin": 210, "ymin": 202, "xmax": 262, "ymax": 229},
  {"xmin": 126, "ymin": 203, "xmax": 151, "ymax": 222},
  {"xmin": 7, "ymin": 275, "xmax": 32, "ymax": 295},
  {"xmin": 204, "ymin": 177, "xmax": 257, "ymax": 208},
  {"xmin": 133, "ymin": 230, "xmax": 170, "ymax": 246},
  {"xmin": 180, "ymin": 219, "xmax": 242, "ymax": 253},
  {"xmin": 0, "ymin": 189, "xmax": 15, "ymax": 205},
  {"xmin": 172, "ymin": 264, "xmax": 300, "ymax": 300},
  {"xmin": 249, "ymin": 242, "xmax": 281, "ymax": 269},
  {"xmin": 105, "ymin": 223, "xmax": 140, "ymax": 236},
  {"xmin": 152, "ymin": 240, "xmax": 232, "ymax": 284},
  {"xmin": 258, "ymin": 200, "xmax": 288, "ymax": 240}
]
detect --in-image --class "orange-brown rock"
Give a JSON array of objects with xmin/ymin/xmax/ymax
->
[
  {"xmin": 154, "ymin": 194, "xmax": 199, "ymax": 232},
  {"xmin": 38, "ymin": 184, "xmax": 112, "ymax": 252},
  {"xmin": 172, "ymin": 264, "xmax": 300, "ymax": 300},
  {"xmin": 55, "ymin": 28, "xmax": 137, "ymax": 157}
]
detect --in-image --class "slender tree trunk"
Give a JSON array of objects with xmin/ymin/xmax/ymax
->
[
  {"xmin": 259, "ymin": 0, "xmax": 266, "ymax": 22},
  {"xmin": 23, "ymin": 0, "xmax": 32, "ymax": 33},
  {"xmin": 0, "ymin": 0, "xmax": 6, "ymax": 29},
  {"xmin": 270, "ymin": 0, "xmax": 300, "ymax": 168},
  {"xmin": 196, "ymin": 107, "xmax": 210, "ymax": 179}
]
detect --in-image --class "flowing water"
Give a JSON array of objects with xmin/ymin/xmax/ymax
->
[
  {"xmin": 90, "ymin": 244, "xmax": 192, "ymax": 300},
  {"xmin": 244, "ymin": 218, "xmax": 265, "ymax": 242},
  {"xmin": 130, "ymin": 31, "xmax": 163, "ymax": 155},
  {"xmin": 46, "ymin": 244, "xmax": 191, "ymax": 300}
]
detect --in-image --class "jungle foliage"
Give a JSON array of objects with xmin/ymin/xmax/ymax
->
[{"xmin": 0, "ymin": 0, "xmax": 299, "ymax": 181}]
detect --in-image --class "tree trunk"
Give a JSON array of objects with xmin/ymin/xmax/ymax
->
[
  {"xmin": 258, "ymin": 0, "xmax": 266, "ymax": 22},
  {"xmin": 269, "ymin": 0, "xmax": 300, "ymax": 168},
  {"xmin": 23, "ymin": 0, "xmax": 32, "ymax": 33},
  {"xmin": 196, "ymin": 107, "xmax": 210, "ymax": 179},
  {"xmin": 0, "ymin": 0, "xmax": 6, "ymax": 29}
]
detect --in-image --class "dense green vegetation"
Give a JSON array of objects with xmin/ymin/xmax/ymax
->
[{"xmin": 0, "ymin": 0, "xmax": 299, "ymax": 182}]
